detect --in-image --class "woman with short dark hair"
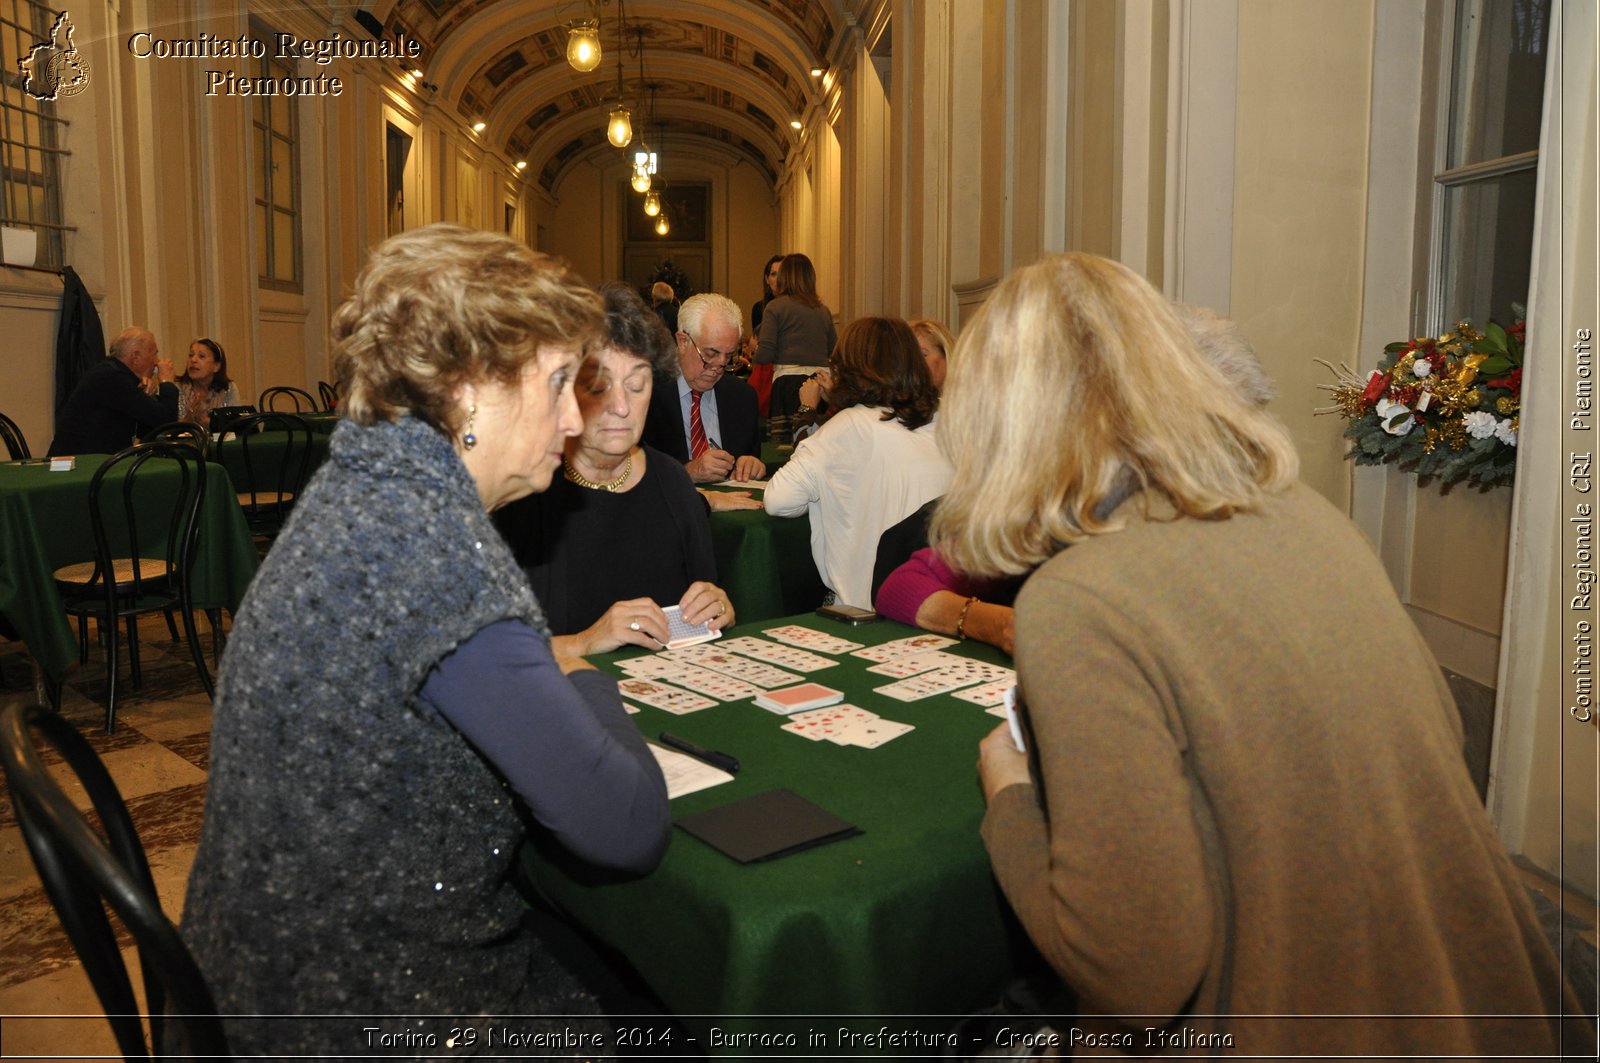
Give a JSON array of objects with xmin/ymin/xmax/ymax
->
[{"xmin": 496, "ymin": 282, "xmax": 738, "ymax": 656}]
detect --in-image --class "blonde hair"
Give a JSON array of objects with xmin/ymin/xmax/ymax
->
[
  {"xmin": 331, "ymin": 224, "xmax": 603, "ymax": 436},
  {"xmin": 908, "ymin": 318, "xmax": 956, "ymax": 360},
  {"xmin": 931, "ymin": 253, "xmax": 1298, "ymax": 578}
]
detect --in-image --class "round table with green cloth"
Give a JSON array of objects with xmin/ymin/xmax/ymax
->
[
  {"xmin": 0, "ymin": 456, "xmax": 260, "ymax": 685},
  {"xmin": 520, "ymin": 613, "xmax": 1036, "ymax": 1050}
]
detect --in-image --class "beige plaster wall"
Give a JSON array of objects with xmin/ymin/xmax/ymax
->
[
  {"xmin": 1230, "ymin": 0, "xmax": 1375, "ymax": 515},
  {"xmin": 545, "ymin": 154, "xmax": 778, "ymax": 318}
]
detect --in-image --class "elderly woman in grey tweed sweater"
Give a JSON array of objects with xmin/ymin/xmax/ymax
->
[{"xmin": 180, "ymin": 225, "xmax": 669, "ymax": 1056}]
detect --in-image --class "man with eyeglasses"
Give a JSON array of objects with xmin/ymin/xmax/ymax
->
[{"xmin": 642, "ymin": 292, "xmax": 767, "ymax": 483}]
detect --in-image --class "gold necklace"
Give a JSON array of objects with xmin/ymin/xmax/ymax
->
[{"xmin": 564, "ymin": 452, "xmax": 634, "ymax": 492}]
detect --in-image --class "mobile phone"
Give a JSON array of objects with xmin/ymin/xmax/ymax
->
[{"xmin": 816, "ymin": 603, "xmax": 880, "ymax": 625}]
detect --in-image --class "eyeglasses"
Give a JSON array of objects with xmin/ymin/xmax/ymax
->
[{"xmin": 682, "ymin": 331, "xmax": 734, "ymax": 370}]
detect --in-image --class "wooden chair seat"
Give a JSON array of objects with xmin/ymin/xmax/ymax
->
[
  {"xmin": 54, "ymin": 557, "xmax": 171, "ymax": 585},
  {"xmin": 236, "ymin": 489, "xmax": 295, "ymax": 509}
]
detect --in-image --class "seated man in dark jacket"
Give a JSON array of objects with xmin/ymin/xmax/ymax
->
[
  {"xmin": 48, "ymin": 327, "xmax": 178, "ymax": 456},
  {"xmin": 641, "ymin": 292, "xmax": 766, "ymax": 483}
]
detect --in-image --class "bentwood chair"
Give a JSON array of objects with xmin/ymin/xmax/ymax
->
[
  {"xmin": 0, "ymin": 409, "xmax": 31, "ymax": 459},
  {"xmin": 216, "ymin": 412, "xmax": 313, "ymax": 545},
  {"xmin": 0, "ymin": 703, "xmax": 230, "ymax": 1059},
  {"xmin": 52, "ymin": 442, "xmax": 213, "ymax": 733},
  {"xmin": 316, "ymin": 380, "xmax": 340, "ymax": 411},
  {"xmin": 139, "ymin": 420, "xmax": 210, "ymax": 459},
  {"xmin": 258, "ymin": 386, "xmax": 317, "ymax": 414}
]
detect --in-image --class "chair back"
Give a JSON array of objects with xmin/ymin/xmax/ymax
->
[
  {"xmin": 82, "ymin": 442, "xmax": 209, "ymax": 612},
  {"xmin": 258, "ymin": 386, "xmax": 316, "ymax": 413},
  {"xmin": 139, "ymin": 420, "xmax": 210, "ymax": 459},
  {"xmin": 0, "ymin": 703, "xmax": 230, "ymax": 1058},
  {"xmin": 216, "ymin": 412, "xmax": 314, "ymax": 537},
  {"xmin": 315, "ymin": 380, "xmax": 340, "ymax": 411},
  {"xmin": 0, "ymin": 409, "xmax": 31, "ymax": 459}
]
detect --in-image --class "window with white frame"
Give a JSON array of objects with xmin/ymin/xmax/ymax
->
[
  {"xmin": 252, "ymin": 27, "xmax": 302, "ymax": 291},
  {"xmin": 0, "ymin": 0, "xmax": 71, "ymax": 268},
  {"xmin": 1431, "ymin": 0, "xmax": 1550, "ymax": 329}
]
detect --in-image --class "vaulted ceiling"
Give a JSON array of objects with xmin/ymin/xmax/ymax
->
[{"xmin": 375, "ymin": 0, "xmax": 848, "ymax": 192}]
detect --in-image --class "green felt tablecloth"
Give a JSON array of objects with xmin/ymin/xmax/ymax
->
[
  {"xmin": 521, "ymin": 614, "xmax": 1031, "ymax": 1046},
  {"xmin": 708, "ymin": 504, "xmax": 826, "ymax": 625},
  {"xmin": 213, "ymin": 430, "xmax": 331, "ymax": 496},
  {"xmin": 0, "ymin": 456, "xmax": 260, "ymax": 683}
]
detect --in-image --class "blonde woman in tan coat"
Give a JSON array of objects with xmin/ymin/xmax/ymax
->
[{"xmin": 933, "ymin": 253, "xmax": 1590, "ymax": 1057}]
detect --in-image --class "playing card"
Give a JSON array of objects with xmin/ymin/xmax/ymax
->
[
  {"xmin": 951, "ymin": 678, "xmax": 1015, "ymax": 707},
  {"xmin": 691, "ymin": 651, "xmax": 803, "ymax": 688},
  {"xmin": 718, "ymin": 637, "xmax": 838, "ymax": 672},
  {"xmin": 852, "ymin": 634, "xmax": 959, "ymax": 663},
  {"xmin": 762, "ymin": 624, "xmax": 864, "ymax": 655},
  {"xmin": 828, "ymin": 717, "xmax": 915, "ymax": 748},
  {"xmin": 865, "ymin": 650, "xmax": 958, "ymax": 678},
  {"xmin": 781, "ymin": 705, "xmax": 877, "ymax": 741},
  {"xmin": 615, "ymin": 678, "xmax": 716, "ymax": 714},
  {"xmin": 657, "ymin": 664, "xmax": 758, "ymax": 702}
]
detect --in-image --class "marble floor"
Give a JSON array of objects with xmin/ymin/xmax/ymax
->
[{"xmin": 0, "ymin": 615, "xmax": 218, "ymax": 1061}]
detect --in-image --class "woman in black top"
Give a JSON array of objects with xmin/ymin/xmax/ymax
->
[{"xmin": 496, "ymin": 283, "xmax": 737, "ymax": 655}]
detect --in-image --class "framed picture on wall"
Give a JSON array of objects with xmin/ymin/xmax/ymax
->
[{"xmin": 625, "ymin": 182, "xmax": 709, "ymax": 243}]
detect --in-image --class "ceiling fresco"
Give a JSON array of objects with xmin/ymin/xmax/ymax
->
[{"xmin": 377, "ymin": 0, "xmax": 845, "ymax": 192}]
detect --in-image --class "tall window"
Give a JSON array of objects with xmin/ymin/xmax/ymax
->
[
  {"xmin": 253, "ymin": 34, "xmax": 301, "ymax": 290},
  {"xmin": 1431, "ymin": 0, "xmax": 1550, "ymax": 327},
  {"xmin": 0, "ymin": 0, "xmax": 71, "ymax": 268}
]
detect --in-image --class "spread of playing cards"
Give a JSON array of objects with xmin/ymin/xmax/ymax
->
[{"xmin": 613, "ymin": 625, "xmax": 1015, "ymax": 751}]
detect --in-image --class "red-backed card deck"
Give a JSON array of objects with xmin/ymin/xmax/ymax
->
[{"xmin": 754, "ymin": 682, "xmax": 845, "ymax": 714}]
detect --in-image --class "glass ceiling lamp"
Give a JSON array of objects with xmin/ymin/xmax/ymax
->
[
  {"xmin": 654, "ymin": 211, "xmax": 670, "ymax": 236},
  {"xmin": 607, "ymin": 102, "xmax": 633, "ymax": 148},
  {"xmin": 643, "ymin": 189, "xmax": 661, "ymax": 216},
  {"xmin": 603, "ymin": 24, "xmax": 632, "ymax": 148},
  {"xmin": 630, "ymin": 163, "xmax": 652, "ymax": 193},
  {"xmin": 566, "ymin": 19, "xmax": 602, "ymax": 72}
]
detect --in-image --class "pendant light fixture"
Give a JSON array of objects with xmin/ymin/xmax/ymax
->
[
  {"xmin": 654, "ymin": 211, "xmax": 670, "ymax": 236},
  {"xmin": 643, "ymin": 189, "xmax": 661, "ymax": 216},
  {"xmin": 631, "ymin": 163, "xmax": 652, "ymax": 193},
  {"xmin": 566, "ymin": 18, "xmax": 602, "ymax": 72}
]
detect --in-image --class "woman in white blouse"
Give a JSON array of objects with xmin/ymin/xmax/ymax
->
[{"xmin": 765, "ymin": 316, "xmax": 951, "ymax": 608}]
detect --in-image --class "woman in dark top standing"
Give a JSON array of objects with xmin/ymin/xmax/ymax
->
[
  {"xmin": 496, "ymin": 283, "xmax": 737, "ymax": 656},
  {"xmin": 755, "ymin": 252, "xmax": 837, "ymax": 434},
  {"xmin": 180, "ymin": 226, "xmax": 669, "ymax": 1056}
]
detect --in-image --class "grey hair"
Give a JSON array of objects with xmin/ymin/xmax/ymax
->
[
  {"xmin": 110, "ymin": 327, "xmax": 153, "ymax": 362},
  {"xmin": 678, "ymin": 292, "xmax": 743, "ymax": 340},
  {"xmin": 1172, "ymin": 303, "xmax": 1276, "ymax": 406}
]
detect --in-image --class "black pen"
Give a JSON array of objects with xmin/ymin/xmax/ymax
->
[{"xmin": 658, "ymin": 731, "xmax": 741, "ymax": 774}]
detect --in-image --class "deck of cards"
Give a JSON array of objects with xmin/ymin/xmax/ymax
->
[
  {"xmin": 753, "ymin": 682, "xmax": 845, "ymax": 715},
  {"xmin": 780, "ymin": 704, "xmax": 915, "ymax": 748}
]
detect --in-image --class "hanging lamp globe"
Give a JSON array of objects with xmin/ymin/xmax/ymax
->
[
  {"xmin": 566, "ymin": 21, "xmax": 602, "ymax": 72},
  {"xmin": 654, "ymin": 213, "xmax": 670, "ymax": 236},
  {"xmin": 631, "ymin": 167, "xmax": 652, "ymax": 193},
  {"xmin": 643, "ymin": 189, "xmax": 661, "ymax": 216},
  {"xmin": 607, "ymin": 104, "xmax": 633, "ymax": 149}
]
